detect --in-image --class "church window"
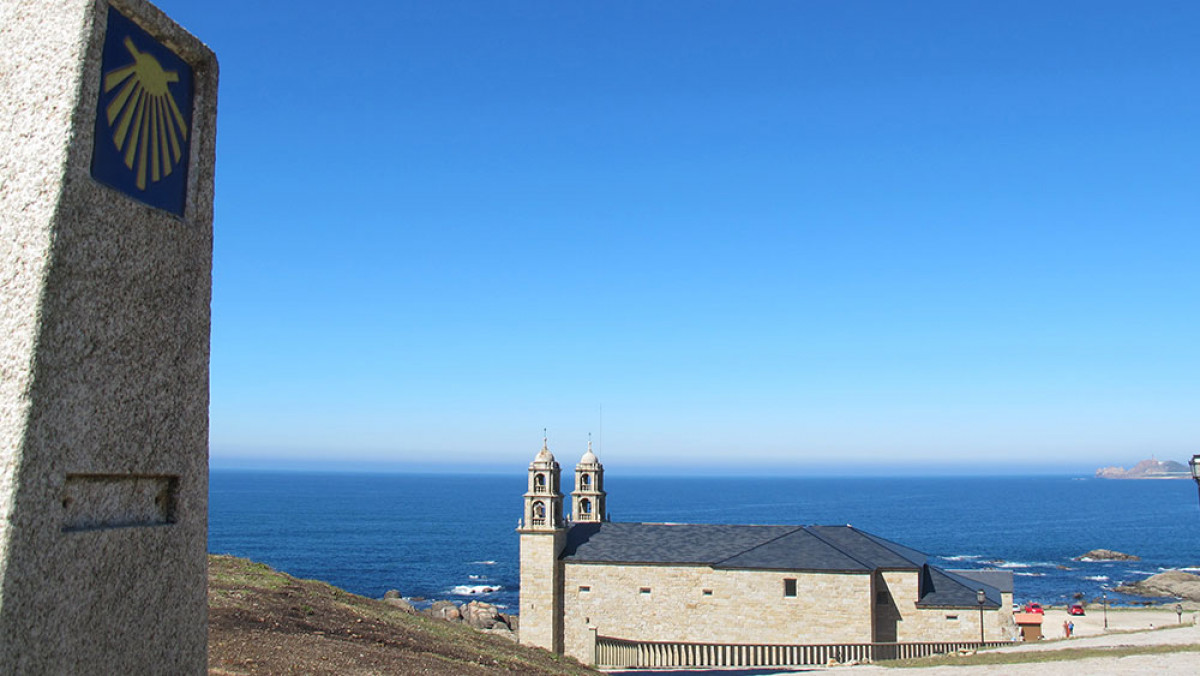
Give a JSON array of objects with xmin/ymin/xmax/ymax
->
[
  {"xmin": 945, "ymin": 615, "xmax": 959, "ymax": 621},
  {"xmin": 580, "ymin": 498, "xmax": 591, "ymax": 514},
  {"xmin": 783, "ymin": 578, "xmax": 797, "ymax": 597},
  {"xmin": 581, "ymin": 474, "xmax": 590, "ymax": 487},
  {"xmin": 639, "ymin": 587, "xmax": 651, "ymax": 595},
  {"xmin": 579, "ymin": 586, "xmax": 591, "ymax": 593},
  {"xmin": 534, "ymin": 473, "xmax": 546, "ymax": 492},
  {"xmin": 702, "ymin": 589, "xmax": 713, "ymax": 596}
]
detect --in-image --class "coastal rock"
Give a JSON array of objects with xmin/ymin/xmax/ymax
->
[
  {"xmin": 427, "ymin": 600, "xmax": 462, "ymax": 621},
  {"xmin": 1074, "ymin": 549, "xmax": 1140, "ymax": 562},
  {"xmin": 461, "ymin": 601, "xmax": 506, "ymax": 630},
  {"xmin": 1096, "ymin": 459, "xmax": 1190, "ymax": 480},
  {"xmin": 383, "ymin": 590, "xmax": 402, "ymax": 600},
  {"xmin": 1115, "ymin": 570, "xmax": 1200, "ymax": 601},
  {"xmin": 383, "ymin": 597, "xmax": 414, "ymax": 613}
]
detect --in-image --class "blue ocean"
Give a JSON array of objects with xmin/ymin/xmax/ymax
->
[{"xmin": 209, "ymin": 471, "xmax": 1200, "ymax": 614}]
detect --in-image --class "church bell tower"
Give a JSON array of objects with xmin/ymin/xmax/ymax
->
[
  {"xmin": 571, "ymin": 439, "xmax": 606, "ymax": 522},
  {"xmin": 518, "ymin": 434, "xmax": 566, "ymax": 652}
]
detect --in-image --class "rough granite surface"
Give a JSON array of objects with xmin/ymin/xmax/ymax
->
[{"xmin": 0, "ymin": 0, "xmax": 217, "ymax": 672}]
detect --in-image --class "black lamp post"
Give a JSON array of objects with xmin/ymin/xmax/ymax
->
[
  {"xmin": 1102, "ymin": 592, "xmax": 1108, "ymax": 630},
  {"xmin": 1191, "ymin": 455, "xmax": 1200, "ymax": 508},
  {"xmin": 977, "ymin": 589, "xmax": 986, "ymax": 644}
]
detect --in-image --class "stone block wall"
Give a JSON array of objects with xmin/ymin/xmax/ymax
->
[
  {"xmin": 879, "ymin": 571, "xmax": 1013, "ymax": 643},
  {"xmin": 562, "ymin": 562, "xmax": 874, "ymax": 663},
  {"xmin": 518, "ymin": 530, "xmax": 565, "ymax": 652}
]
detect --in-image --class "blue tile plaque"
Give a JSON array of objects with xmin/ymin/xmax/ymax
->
[{"xmin": 91, "ymin": 6, "xmax": 194, "ymax": 216}]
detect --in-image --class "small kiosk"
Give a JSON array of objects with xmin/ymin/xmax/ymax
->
[{"xmin": 1014, "ymin": 612, "xmax": 1043, "ymax": 641}]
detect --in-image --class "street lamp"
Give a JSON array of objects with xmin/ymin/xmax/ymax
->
[
  {"xmin": 1102, "ymin": 592, "xmax": 1108, "ymax": 630},
  {"xmin": 1191, "ymin": 455, "xmax": 1200, "ymax": 508},
  {"xmin": 977, "ymin": 589, "xmax": 987, "ymax": 644}
]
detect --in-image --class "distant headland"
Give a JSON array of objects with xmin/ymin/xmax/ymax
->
[{"xmin": 1095, "ymin": 458, "xmax": 1190, "ymax": 480}]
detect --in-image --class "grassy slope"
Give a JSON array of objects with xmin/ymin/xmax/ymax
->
[{"xmin": 208, "ymin": 555, "xmax": 598, "ymax": 675}]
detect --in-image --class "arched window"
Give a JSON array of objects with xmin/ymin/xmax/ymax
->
[
  {"xmin": 535, "ymin": 473, "xmax": 546, "ymax": 492},
  {"xmin": 581, "ymin": 498, "xmax": 591, "ymax": 514},
  {"xmin": 581, "ymin": 474, "xmax": 591, "ymax": 487},
  {"xmin": 534, "ymin": 501, "xmax": 545, "ymax": 518}
]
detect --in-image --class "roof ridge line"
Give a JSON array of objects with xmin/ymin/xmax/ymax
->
[
  {"xmin": 847, "ymin": 525, "xmax": 928, "ymax": 564},
  {"xmin": 711, "ymin": 525, "xmax": 806, "ymax": 567},
  {"xmin": 801, "ymin": 526, "xmax": 878, "ymax": 571}
]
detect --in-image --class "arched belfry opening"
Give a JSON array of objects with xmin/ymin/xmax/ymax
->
[
  {"xmin": 571, "ymin": 438, "xmax": 606, "ymax": 523},
  {"xmin": 521, "ymin": 434, "xmax": 564, "ymax": 531}
]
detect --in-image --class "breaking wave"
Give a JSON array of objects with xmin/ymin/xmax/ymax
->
[{"xmin": 451, "ymin": 585, "xmax": 502, "ymax": 596}]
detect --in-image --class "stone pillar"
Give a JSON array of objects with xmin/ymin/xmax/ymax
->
[
  {"xmin": 584, "ymin": 625, "xmax": 598, "ymax": 666},
  {"xmin": 0, "ymin": 0, "xmax": 216, "ymax": 672}
]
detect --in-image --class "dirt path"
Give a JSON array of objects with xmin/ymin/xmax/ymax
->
[
  {"xmin": 611, "ymin": 610, "xmax": 1200, "ymax": 676},
  {"xmin": 840, "ymin": 611, "xmax": 1200, "ymax": 675}
]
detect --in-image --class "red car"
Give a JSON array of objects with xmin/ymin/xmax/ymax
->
[
  {"xmin": 1023, "ymin": 602, "xmax": 1044, "ymax": 614},
  {"xmin": 1068, "ymin": 604, "xmax": 1086, "ymax": 616}
]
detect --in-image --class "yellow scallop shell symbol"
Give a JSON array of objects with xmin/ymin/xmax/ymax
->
[{"xmin": 102, "ymin": 37, "xmax": 189, "ymax": 190}]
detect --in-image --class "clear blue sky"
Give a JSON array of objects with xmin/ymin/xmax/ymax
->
[{"xmin": 156, "ymin": 1, "xmax": 1199, "ymax": 475}]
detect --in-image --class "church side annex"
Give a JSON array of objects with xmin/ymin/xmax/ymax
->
[{"xmin": 517, "ymin": 440, "xmax": 1015, "ymax": 666}]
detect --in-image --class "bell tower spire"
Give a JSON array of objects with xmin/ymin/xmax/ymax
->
[
  {"xmin": 518, "ymin": 432, "xmax": 567, "ymax": 652},
  {"xmin": 571, "ymin": 435, "xmax": 606, "ymax": 523},
  {"xmin": 522, "ymin": 431, "xmax": 564, "ymax": 530}
]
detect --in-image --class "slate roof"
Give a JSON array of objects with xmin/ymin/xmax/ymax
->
[
  {"xmin": 948, "ymin": 569, "xmax": 1015, "ymax": 594},
  {"xmin": 917, "ymin": 567, "xmax": 1004, "ymax": 608},
  {"xmin": 561, "ymin": 521, "xmax": 1003, "ymax": 609},
  {"xmin": 561, "ymin": 522, "xmax": 800, "ymax": 566}
]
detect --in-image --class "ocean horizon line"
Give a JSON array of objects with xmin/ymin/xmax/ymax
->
[{"xmin": 207, "ymin": 459, "xmax": 1108, "ymax": 479}]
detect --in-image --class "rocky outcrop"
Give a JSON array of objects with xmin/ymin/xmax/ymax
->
[
  {"xmin": 1116, "ymin": 570, "xmax": 1200, "ymax": 601},
  {"xmin": 1075, "ymin": 549, "xmax": 1140, "ymax": 562},
  {"xmin": 426, "ymin": 600, "xmax": 462, "ymax": 621},
  {"xmin": 421, "ymin": 599, "xmax": 518, "ymax": 640},
  {"xmin": 461, "ymin": 601, "xmax": 508, "ymax": 630},
  {"xmin": 1096, "ymin": 459, "xmax": 1190, "ymax": 479},
  {"xmin": 381, "ymin": 590, "xmax": 414, "ymax": 613}
]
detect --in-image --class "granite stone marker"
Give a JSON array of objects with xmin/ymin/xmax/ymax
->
[{"xmin": 0, "ymin": 0, "xmax": 216, "ymax": 672}]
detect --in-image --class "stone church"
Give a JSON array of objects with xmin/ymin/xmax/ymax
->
[{"xmin": 518, "ymin": 440, "xmax": 1014, "ymax": 666}]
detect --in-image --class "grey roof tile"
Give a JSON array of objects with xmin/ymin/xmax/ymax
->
[
  {"xmin": 948, "ymin": 569, "xmax": 1015, "ymax": 594},
  {"xmin": 561, "ymin": 522, "xmax": 799, "ymax": 565},
  {"xmin": 917, "ymin": 567, "xmax": 1004, "ymax": 608},
  {"xmin": 714, "ymin": 528, "xmax": 872, "ymax": 571}
]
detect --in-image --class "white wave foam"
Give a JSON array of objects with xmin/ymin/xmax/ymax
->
[
  {"xmin": 471, "ymin": 561, "xmax": 497, "ymax": 565},
  {"xmin": 468, "ymin": 575, "xmax": 484, "ymax": 580},
  {"xmin": 451, "ymin": 584, "xmax": 501, "ymax": 596},
  {"xmin": 1084, "ymin": 575, "xmax": 1109, "ymax": 581},
  {"xmin": 942, "ymin": 555, "xmax": 983, "ymax": 562},
  {"xmin": 1014, "ymin": 572, "xmax": 1045, "ymax": 577}
]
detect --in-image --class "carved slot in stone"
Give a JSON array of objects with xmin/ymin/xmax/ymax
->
[{"xmin": 61, "ymin": 474, "xmax": 179, "ymax": 532}]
